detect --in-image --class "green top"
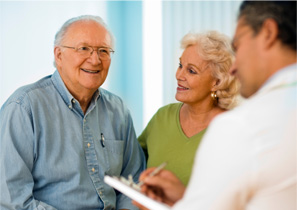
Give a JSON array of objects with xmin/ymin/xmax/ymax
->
[{"xmin": 138, "ymin": 103, "xmax": 206, "ymax": 185}]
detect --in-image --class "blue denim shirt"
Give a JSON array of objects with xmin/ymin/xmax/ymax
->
[{"xmin": 0, "ymin": 70, "xmax": 146, "ymax": 210}]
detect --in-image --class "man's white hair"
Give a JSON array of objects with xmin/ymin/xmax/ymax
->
[{"xmin": 53, "ymin": 15, "xmax": 115, "ymax": 67}]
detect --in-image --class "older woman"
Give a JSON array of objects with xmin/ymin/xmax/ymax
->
[{"xmin": 138, "ymin": 31, "xmax": 239, "ymax": 186}]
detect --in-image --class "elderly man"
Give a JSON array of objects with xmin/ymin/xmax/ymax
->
[
  {"xmin": 136, "ymin": 1, "xmax": 296, "ymax": 210},
  {"xmin": 0, "ymin": 15, "xmax": 145, "ymax": 210}
]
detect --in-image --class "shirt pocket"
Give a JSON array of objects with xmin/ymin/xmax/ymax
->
[{"xmin": 102, "ymin": 139, "xmax": 124, "ymax": 176}]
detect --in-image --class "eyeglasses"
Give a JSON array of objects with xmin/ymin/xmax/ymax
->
[{"xmin": 61, "ymin": 45, "xmax": 115, "ymax": 60}]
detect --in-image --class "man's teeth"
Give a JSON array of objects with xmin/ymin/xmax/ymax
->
[{"xmin": 81, "ymin": 68, "xmax": 100, "ymax": 73}]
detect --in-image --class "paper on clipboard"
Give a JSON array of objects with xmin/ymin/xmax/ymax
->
[{"xmin": 104, "ymin": 175, "xmax": 171, "ymax": 210}]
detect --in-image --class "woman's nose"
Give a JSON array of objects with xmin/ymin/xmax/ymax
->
[{"xmin": 176, "ymin": 68, "xmax": 185, "ymax": 80}]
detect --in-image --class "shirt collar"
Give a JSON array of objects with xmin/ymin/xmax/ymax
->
[
  {"xmin": 51, "ymin": 70, "xmax": 74, "ymax": 107},
  {"xmin": 51, "ymin": 70, "xmax": 102, "ymax": 113}
]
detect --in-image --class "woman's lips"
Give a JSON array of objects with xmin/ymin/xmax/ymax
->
[{"xmin": 177, "ymin": 84, "xmax": 189, "ymax": 90}]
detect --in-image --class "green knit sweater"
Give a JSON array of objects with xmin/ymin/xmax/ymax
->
[{"xmin": 138, "ymin": 103, "xmax": 206, "ymax": 186}]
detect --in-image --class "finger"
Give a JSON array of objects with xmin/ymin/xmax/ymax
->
[
  {"xmin": 154, "ymin": 169, "xmax": 176, "ymax": 179},
  {"xmin": 139, "ymin": 167, "xmax": 157, "ymax": 181},
  {"xmin": 152, "ymin": 188, "xmax": 164, "ymax": 202},
  {"xmin": 145, "ymin": 170, "xmax": 181, "ymax": 188},
  {"xmin": 144, "ymin": 175, "xmax": 168, "ymax": 187},
  {"xmin": 147, "ymin": 188, "xmax": 159, "ymax": 200}
]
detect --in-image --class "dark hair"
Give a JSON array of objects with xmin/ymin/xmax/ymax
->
[{"xmin": 238, "ymin": 1, "xmax": 296, "ymax": 51}]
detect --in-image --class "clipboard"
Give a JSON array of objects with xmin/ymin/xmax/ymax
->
[{"xmin": 104, "ymin": 175, "xmax": 171, "ymax": 210}]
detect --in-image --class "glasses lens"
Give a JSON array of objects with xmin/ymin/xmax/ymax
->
[
  {"xmin": 77, "ymin": 46, "xmax": 93, "ymax": 57},
  {"xmin": 98, "ymin": 48, "xmax": 114, "ymax": 60}
]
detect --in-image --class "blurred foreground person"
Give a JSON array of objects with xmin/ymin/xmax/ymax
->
[{"xmin": 136, "ymin": 1, "xmax": 296, "ymax": 210}]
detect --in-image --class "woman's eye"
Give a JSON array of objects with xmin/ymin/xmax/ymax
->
[
  {"xmin": 178, "ymin": 63, "xmax": 182, "ymax": 68},
  {"xmin": 188, "ymin": 68, "xmax": 197, "ymax": 74}
]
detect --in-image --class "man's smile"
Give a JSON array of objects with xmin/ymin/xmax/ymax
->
[{"xmin": 80, "ymin": 68, "xmax": 100, "ymax": 74}]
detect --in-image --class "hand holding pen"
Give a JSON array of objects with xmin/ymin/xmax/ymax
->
[
  {"xmin": 134, "ymin": 162, "xmax": 186, "ymax": 207},
  {"xmin": 138, "ymin": 162, "xmax": 167, "ymax": 187}
]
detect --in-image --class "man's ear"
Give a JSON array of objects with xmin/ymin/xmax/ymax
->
[
  {"xmin": 260, "ymin": 18, "xmax": 279, "ymax": 49},
  {"xmin": 54, "ymin": 46, "xmax": 62, "ymax": 67}
]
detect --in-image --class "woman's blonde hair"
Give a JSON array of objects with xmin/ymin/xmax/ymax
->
[{"xmin": 181, "ymin": 31, "xmax": 240, "ymax": 110}]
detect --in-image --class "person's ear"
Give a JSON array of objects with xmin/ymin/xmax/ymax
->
[
  {"xmin": 211, "ymin": 79, "xmax": 220, "ymax": 91},
  {"xmin": 261, "ymin": 18, "xmax": 279, "ymax": 49},
  {"xmin": 54, "ymin": 46, "xmax": 62, "ymax": 67}
]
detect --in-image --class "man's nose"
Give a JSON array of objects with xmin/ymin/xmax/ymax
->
[{"xmin": 88, "ymin": 50, "xmax": 102, "ymax": 65}]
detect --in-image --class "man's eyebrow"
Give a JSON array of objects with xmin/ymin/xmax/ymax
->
[
  {"xmin": 75, "ymin": 42, "xmax": 88, "ymax": 46},
  {"xmin": 75, "ymin": 42, "xmax": 110, "ymax": 48}
]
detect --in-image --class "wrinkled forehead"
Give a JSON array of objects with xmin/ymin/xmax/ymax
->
[{"xmin": 63, "ymin": 21, "xmax": 112, "ymax": 47}]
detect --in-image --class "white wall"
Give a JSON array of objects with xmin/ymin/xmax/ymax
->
[
  {"xmin": 0, "ymin": 1, "xmax": 107, "ymax": 106},
  {"xmin": 161, "ymin": 1, "xmax": 242, "ymax": 106}
]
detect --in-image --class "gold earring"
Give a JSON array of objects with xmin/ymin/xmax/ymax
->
[{"xmin": 211, "ymin": 91, "xmax": 218, "ymax": 101}]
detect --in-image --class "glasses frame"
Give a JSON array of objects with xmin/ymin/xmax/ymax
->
[{"xmin": 61, "ymin": 45, "xmax": 115, "ymax": 60}]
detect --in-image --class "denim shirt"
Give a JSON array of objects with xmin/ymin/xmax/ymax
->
[{"xmin": 0, "ymin": 70, "xmax": 146, "ymax": 210}]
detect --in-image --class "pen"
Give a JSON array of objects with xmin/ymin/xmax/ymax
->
[
  {"xmin": 101, "ymin": 133, "xmax": 105, "ymax": 147},
  {"xmin": 138, "ymin": 162, "xmax": 167, "ymax": 187}
]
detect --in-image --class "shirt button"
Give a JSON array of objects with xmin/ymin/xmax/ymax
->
[
  {"xmin": 68, "ymin": 105, "xmax": 72, "ymax": 109},
  {"xmin": 83, "ymin": 119, "xmax": 86, "ymax": 123},
  {"xmin": 99, "ymin": 191, "xmax": 102, "ymax": 196},
  {"xmin": 92, "ymin": 168, "xmax": 95, "ymax": 172},
  {"xmin": 87, "ymin": 143, "xmax": 90, "ymax": 148},
  {"xmin": 72, "ymin": 99, "xmax": 75, "ymax": 103}
]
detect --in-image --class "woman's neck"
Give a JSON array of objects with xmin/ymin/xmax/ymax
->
[{"xmin": 179, "ymin": 103, "xmax": 225, "ymax": 137}]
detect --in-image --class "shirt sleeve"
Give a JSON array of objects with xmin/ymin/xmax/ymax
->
[
  {"xmin": 172, "ymin": 113, "xmax": 254, "ymax": 210},
  {"xmin": 116, "ymin": 109, "xmax": 146, "ymax": 210},
  {"xmin": 0, "ymin": 101, "xmax": 57, "ymax": 210}
]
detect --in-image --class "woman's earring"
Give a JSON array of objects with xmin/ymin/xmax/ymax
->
[{"xmin": 211, "ymin": 91, "xmax": 218, "ymax": 102}]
